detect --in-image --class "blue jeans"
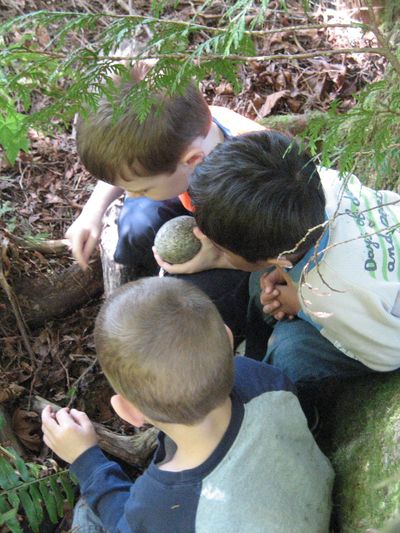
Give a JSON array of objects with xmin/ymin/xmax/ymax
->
[{"xmin": 71, "ymin": 498, "xmax": 107, "ymax": 532}]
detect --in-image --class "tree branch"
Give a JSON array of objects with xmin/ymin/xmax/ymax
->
[
  {"xmin": 365, "ymin": 0, "xmax": 400, "ymax": 76},
  {"xmin": 17, "ymin": 46, "xmax": 389, "ymax": 64},
  {"xmin": 27, "ymin": 10, "xmax": 369, "ymax": 37}
]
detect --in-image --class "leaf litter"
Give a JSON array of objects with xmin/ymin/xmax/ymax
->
[{"xmin": 0, "ymin": 0, "xmax": 388, "ymax": 530}]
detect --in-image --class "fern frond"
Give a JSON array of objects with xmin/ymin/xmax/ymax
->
[{"xmin": 0, "ymin": 447, "xmax": 76, "ymax": 533}]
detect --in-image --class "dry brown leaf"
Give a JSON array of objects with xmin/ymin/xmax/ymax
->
[
  {"xmin": 12, "ymin": 408, "xmax": 42, "ymax": 452},
  {"xmin": 0, "ymin": 383, "xmax": 25, "ymax": 404},
  {"xmin": 259, "ymin": 90, "xmax": 289, "ymax": 117}
]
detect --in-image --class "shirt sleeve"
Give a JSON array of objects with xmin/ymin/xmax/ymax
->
[
  {"xmin": 70, "ymin": 445, "xmax": 134, "ymax": 532},
  {"xmin": 233, "ymin": 356, "xmax": 296, "ymax": 403}
]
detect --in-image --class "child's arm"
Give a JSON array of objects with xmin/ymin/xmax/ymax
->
[
  {"xmin": 42, "ymin": 406, "xmax": 136, "ymax": 531},
  {"xmin": 153, "ymin": 226, "xmax": 236, "ymax": 274},
  {"xmin": 41, "ymin": 406, "xmax": 98, "ymax": 463},
  {"xmin": 260, "ymin": 268, "xmax": 300, "ymax": 320},
  {"xmin": 66, "ymin": 181, "xmax": 124, "ymax": 270}
]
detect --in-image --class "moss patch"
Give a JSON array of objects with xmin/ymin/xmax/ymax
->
[{"xmin": 327, "ymin": 374, "xmax": 400, "ymax": 532}]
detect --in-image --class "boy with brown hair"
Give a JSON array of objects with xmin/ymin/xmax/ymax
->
[
  {"xmin": 66, "ymin": 65, "xmax": 264, "ymax": 342},
  {"xmin": 41, "ymin": 277, "xmax": 334, "ymax": 533}
]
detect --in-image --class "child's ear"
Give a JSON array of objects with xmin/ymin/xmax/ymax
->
[
  {"xmin": 224, "ymin": 325, "xmax": 234, "ymax": 349},
  {"xmin": 110, "ymin": 395, "xmax": 146, "ymax": 428},
  {"xmin": 180, "ymin": 147, "xmax": 204, "ymax": 168}
]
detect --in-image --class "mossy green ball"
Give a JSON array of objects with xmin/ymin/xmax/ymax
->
[{"xmin": 154, "ymin": 216, "xmax": 201, "ymax": 264}]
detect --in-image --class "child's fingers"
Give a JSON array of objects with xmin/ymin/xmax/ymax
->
[
  {"xmin": 54, "ymin": 407, "xmax": 73, "ymax": 425},
  {"xmin": 262, "ymin": 300, "xmax": 281, "ymax": 315},
  {"xmin": 69, "ymin": 409, "xmax": 91, "ymax": 428},
  {"xmin": 273, "ymin": 311, "xmax": 286, "ymax": 321},
  {"xmin": 41, "ymin": 406, "xmax": 61, "ymax": 436},
  {"xmin": 260, "ymin": 289, "xmax": 280, "ymax": 306}
]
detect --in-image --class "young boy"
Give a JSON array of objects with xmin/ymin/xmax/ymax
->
[
  {"xmin": 66, "ymin": 64, "xmax": 265, "ymax": 342},
  {"xmin": 41, "ymin": 277, "xmax": 334, "ymax": 533},
  {"xmin": 188, "ymin": 130, "xmax": 400, "ymax": 387}
]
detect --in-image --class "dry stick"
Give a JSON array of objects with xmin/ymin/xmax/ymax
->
[
  {"xmin": 19, "ymin": 46, "xmax": 389, "ymax": 63},
  {"xmin": 5, "ymin": 232, "xmax": 70, "ymax": 255},
  {"xmin": 33, "ymin": 396, "xmax": 158, "ymax": 467},
  {"xmin": 44, "ymin": 10, "xmax": 369, "ymax": 36},
  {"xmin": 0, "ymin": 243, "xmax": 37, "ymax": 367}
]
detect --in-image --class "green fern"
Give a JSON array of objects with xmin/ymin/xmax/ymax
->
[{"xmin": 0, "ymin": 445, "xmax": 76, "ymax": 533}]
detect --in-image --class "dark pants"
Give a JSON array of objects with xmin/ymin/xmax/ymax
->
[{"xmin": 114, "ymin": 196, "xmax": 250, "ymax": 345}]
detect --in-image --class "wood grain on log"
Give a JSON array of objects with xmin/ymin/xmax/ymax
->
[
  {"xmin": 32, "ymin": 396, "xmax": 158, "ymax": 467},
  {"xmin": 0, "ymin": 256, "xmax": 103, "ymax": 332},
  {"xmin": 100, "ymin": 200, "xmax": 136, "ymax": 298}
]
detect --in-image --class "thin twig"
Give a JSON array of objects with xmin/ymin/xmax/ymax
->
[
  {"xmin": 0, "ymin": 240, "xmax": 36, "ymax": 367},
  {"xmin": 365, "ymin": 0, "xmax": 400, "ymax": 77},
  {"xmin": 18, "ymin": 46, "xmax": 389, "ymax": 64},
  {"xmin": 28, "ymin": 10, "xmax": 369, "ymax": 36},
  {"xmin": 66, "ymin": 358, "xmax": 98, "ymax": 407}
]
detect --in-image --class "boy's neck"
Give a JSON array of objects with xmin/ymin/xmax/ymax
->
[
  {"xmin": 157, "ymin": 396, "xmax": 232, "ymax": 473},
  {"xmin": 198, "ymin": 121, "xmax": 225, "ymax": 157}
]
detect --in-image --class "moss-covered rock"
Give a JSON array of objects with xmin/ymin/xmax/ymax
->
[
  {"xmin": 154, "ymin": 216, "xmax": 201, "ymax": 264},
  {"xmin": 326, "ymin": 373, "xmax": 400, "ymax": 532}
]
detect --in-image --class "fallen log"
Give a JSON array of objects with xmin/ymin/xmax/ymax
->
[
  {"xmin": 0, "ymin": 256, "xmax": 103, "ymax": 333},
  {"xmin": 260, "ymin": 110, "xmax": 326, "ymax": 135},
  {"xmin": 32, "ymin": 396, "xmax": 158, "ymax": 467}
]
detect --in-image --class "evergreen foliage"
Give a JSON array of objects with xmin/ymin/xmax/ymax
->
[
  {"xmin": 0, "ymin": 2, "xmax": 399, "ymax": 189},
  {"xmin": 304, "ymin": 71, "xmax": 400, "ymax": 188}
]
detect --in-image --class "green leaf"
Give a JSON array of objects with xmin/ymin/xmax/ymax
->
[
  {"xmin": 7, "ymin": 450, "xmax": 31, "ymax": 483},
  {"xmin": 38, "ymin": 480, "xmax": 58, "ymax": 524},
  {"xmin": 60, "ymin": 472, "xmax": 76, "ymax": 508},
  {"xmin": 0, "ymin": 507, "xmax": 22, "ymax": 533},
  {"xmin": 0, "ymin": 457, "xmax": 19, "ymax": 490},
  {"xmin": 6, "ymin": 490, "xmax": 20, "ymax": 510},
  {"xmin": 19, "ymin": 488, "xmax": 41, "ymax": 533},
  {"xmin": 0, "ymin": 494, "xmax": 9, "ymax": 513},
  {"xmin": 49, "ymin": 477, "xmax": 65, "ymax": 517}
]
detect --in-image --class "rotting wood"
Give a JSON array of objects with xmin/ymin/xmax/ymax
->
[
  {"xmin": 33, "ymin": 396, "xmax": 158, "ymax": 467},
  {"xmin": 260, "ymin": 110, "xmax": 326, "ymax": 135},
  {"xmin": 0, "ymin": 256, "xmax": 103, "ymax": 333},
  {"xmin": 100, "ymin": 200, "xmax": 136, "ymax": 298}
]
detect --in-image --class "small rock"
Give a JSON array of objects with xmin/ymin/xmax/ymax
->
[{"xmin": 154, "ymin": 216, "xmax": 201, "ymax": 264}]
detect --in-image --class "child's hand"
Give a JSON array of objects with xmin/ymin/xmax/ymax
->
[
  {"xmin": 260, "ymin": 268, "xmax": 300, "ymax": 320},
  {"xmin": 65, "ymin": 214, "xmax": 102, "ymax": 270},
  {"xmin": 153, "ymin": 227, "xmax": 234, "ymax": 274},
  {"xmin": 41, "ymin": 406, "xmax": 98, "ymax": 464}
]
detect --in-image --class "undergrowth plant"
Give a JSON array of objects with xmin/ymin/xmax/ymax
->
[
  {"xmin": 0, "ymin": 417, "xmax": 75, "ymax": 533},
  {"xmin": 0, "ymin": 0, "xmax": 399, "ymax": 527},
  {"xmin": 0, "ymin": 0, "xmax": 398, "ymax": 188}
]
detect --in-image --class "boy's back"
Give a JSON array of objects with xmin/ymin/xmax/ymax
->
[
  {"xmin": 70, "ymin": 356, "xmax": 334, "ymax": 533},
  {"xmin": 296, "ymin": 168, "xmax": 400, "ymax": 370}
]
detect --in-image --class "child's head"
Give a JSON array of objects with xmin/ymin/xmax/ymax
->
[
  {"xmin": 189, "ymin": 130, "xmax": 326, "ymax": 269},
  {"xmin": 94, "ymin": 277, "xmax": 233, "ymax": 425},
  {"xmin": 76, "ymin": 65, "xmax": 211, "ymax": 199}
]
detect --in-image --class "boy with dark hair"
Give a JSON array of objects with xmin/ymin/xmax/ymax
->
[
  {"xmin": 41, "ymin": 277, "xmax": 334, "ymax": 533},
  {"xmin": 189, "ymin": 130, "xmax": 400, "ymax": 386},
  {"xmin": 66, "ymin": 64, "xmax": 265, "ymax": 342}
]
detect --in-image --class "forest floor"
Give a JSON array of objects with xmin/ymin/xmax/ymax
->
[{"xmin": 0, "ymin": 0, "xmax": 388, "ymax": 531}]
